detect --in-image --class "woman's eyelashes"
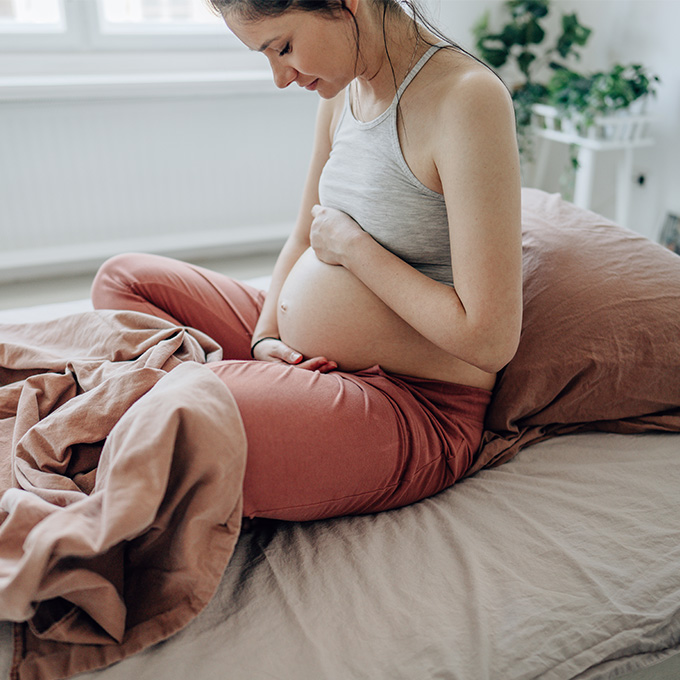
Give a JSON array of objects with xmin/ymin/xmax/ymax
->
[{"xmin": 279, "ymin": 42, "xmax": 291, "ymax": 57}]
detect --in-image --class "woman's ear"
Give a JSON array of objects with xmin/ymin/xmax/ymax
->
[{"xmin": 344, "ymin": 0, "xmax": 360, "ymax": 16}]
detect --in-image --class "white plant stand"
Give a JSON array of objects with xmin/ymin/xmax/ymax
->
[{"xmin": 530, "ymin": 103, "xmax": 655, "ymax": 229}]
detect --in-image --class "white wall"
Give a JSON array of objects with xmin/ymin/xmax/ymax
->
[
  {"xmin": 548, "ymin": 0, "xmax": 680, "ymax": 240},
  {"xmin": 600, "ymin": 0, "xmax": 680, "ymax": 238}
]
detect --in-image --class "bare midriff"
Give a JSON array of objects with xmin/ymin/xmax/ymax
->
[{"xmin": 277, "ymin": 248, "xmax": 496, "ymax": 389}]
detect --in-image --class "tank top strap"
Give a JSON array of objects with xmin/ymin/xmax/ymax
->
[{"xmin": 394, "ymin": 40, "xmax": 448, "ymax": 104}]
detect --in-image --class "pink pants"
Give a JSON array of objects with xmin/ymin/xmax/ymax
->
[{"xmin": 91, "ymin": 253, "xmax": 491, "ymax": 522}]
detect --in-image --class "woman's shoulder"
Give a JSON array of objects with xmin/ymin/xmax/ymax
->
[{"xmin": 418, "ymin": 46, "xmax": 513, "ymax": 121}]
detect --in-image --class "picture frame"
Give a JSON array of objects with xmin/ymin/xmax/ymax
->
[{"xmin": 659, "ymin": 212, "xmax": 680, "ymax": 255}]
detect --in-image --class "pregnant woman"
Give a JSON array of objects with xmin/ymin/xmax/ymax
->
[{"xmin": 91, "ymin": 0, "xmax": 522, "ymax": 522}]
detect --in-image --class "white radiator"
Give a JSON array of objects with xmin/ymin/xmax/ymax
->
[{"xmin": 0, "ymin": 84, "xmax": 315, "ymax": 282}]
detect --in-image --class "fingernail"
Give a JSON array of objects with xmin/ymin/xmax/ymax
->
[{"xmin": 291, "ymin": 352, "xmax": 302, "ymax": 363}]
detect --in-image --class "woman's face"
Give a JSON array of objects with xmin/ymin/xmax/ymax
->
[{"xmin": 225, "ymin": 8, "xmax": 359, "ymax": 99}]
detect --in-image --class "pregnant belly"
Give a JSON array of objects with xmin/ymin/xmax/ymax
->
[{"xmin": 277, "ymin": 249, "xmax": 495, "ymax": 387}]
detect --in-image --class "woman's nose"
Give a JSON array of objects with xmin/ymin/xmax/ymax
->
[{"xmin": 271, "ymin": 61, "xmax": 297, "ymax": 89}]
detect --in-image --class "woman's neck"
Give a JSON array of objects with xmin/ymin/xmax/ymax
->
[{"xmin": 353, "ymin": 4, "xmax": 430, "ymax": 104}]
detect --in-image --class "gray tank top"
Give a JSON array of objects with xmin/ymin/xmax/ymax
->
[{"xmin": 318, "ymin": 42, "xmax": 453, "ymax": 286}]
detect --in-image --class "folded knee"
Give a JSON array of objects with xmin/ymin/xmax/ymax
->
[{"xmin": 91, "ymin": 252, "xmax": 157, "ymax": 309}]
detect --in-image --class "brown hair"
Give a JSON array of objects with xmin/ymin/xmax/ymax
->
[{"xmin": 207, "ymin": 0, "xmax": 498, "ymax": 93}]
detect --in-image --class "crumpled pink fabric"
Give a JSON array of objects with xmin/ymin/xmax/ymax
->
[{"xmin": 0, "ymin": 311, "xmax": 247, "ymax": 680}]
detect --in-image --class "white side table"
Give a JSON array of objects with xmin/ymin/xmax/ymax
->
[{"xmin": 531, "ymin": 104, "xmax": 655, "ymax": 229}]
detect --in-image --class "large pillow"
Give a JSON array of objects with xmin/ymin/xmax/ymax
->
[{"xmin": 468, "ymin": 188, "xmax": 680, "ymax": 475}]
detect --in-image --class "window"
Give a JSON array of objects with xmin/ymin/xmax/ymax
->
[
  {"xmin": 0, "ymin": 0, "xmax": 64, "ymax": 31},
  {"xmin": 0, "ymin": 0, "xmax": 237, "ymax": 51},
  {"xmin": 100, "ymin": 0, "xmax": 222, "ymax": 30}
]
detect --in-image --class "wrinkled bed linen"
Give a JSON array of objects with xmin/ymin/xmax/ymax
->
[
  {"xmin": 1, "ymin": 432, "xmax": 674, "ymax": 680},
  {"xmin": 0, "ymin": 311, "xmax": 247, "ymax": 680}
]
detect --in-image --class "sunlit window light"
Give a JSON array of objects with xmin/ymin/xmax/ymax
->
[
  {"xmin": 99, "ymin": 0, "xmax": 223, "ymax": 26},
  {"xmin": 0, "ymin": 0, "xmax": 63, "ymax": 28}
]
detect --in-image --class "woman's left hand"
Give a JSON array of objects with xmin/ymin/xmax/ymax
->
[{"xmin": 310, "ymin": 205, "xmax": 364, "ymax": 266}]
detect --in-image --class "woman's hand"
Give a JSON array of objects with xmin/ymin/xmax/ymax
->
[
  {"xmin": 310, "ymin": 205, "xmax": 365, "ymax": 266},
  {"xmin": 251, "ymin": 337, "xmax": 337, "ymax": 373}
]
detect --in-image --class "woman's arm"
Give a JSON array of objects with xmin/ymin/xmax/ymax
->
[
  {"xmin": 309, "ymin": 70, "xmax": 522, "ymax": 374},
  {"xmin": 250, "ymin": 91, "xmax": 343, "ymax": 369}
]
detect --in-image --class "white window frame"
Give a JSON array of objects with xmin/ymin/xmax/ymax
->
[
  {"xmin": 0, "ymin": 0, "xmax": 78, "ymax": 51},
  {"xmin": 0, "ymin": 0, "xmax": 241, "ymax": 52},
  {"xmin": 0, "ymin": 0, "xmax": 272, "ymax": 98}
]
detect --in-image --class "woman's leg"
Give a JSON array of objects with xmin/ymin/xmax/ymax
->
[
  {"xmin": 207, "ymin": 361, "xmax": 490, "ymax": 522},
  {"xmin": 92, "ymin": 253, "xmax": 491, "ymax": 522},
  {"xmin": 91, "ymin": 253, "xmax": 266, "ymax": 359}
]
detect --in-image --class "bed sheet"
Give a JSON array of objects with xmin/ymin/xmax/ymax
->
[{"xmin": 1, "ymin": 430, "xmax": 676, "ymax": 680}]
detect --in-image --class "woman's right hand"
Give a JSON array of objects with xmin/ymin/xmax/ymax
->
[{"xmin": 251, "ymin": 337, "xmax": 337, "ymax": 373}]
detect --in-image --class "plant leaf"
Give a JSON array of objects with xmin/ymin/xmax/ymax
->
[
  {"xmin": 483, "ymin": 48, "xmax": 510, "ymax": 68},
  {"xmin": 518, "ymin": 51, "xmax": 537, "ymax": 77},
  {"xmin": 526, "ymin": 18, "xmax": 546, "ymax": 45}
]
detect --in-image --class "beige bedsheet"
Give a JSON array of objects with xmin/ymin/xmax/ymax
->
[
  {"xmin": 0, "ymin": 431, "xmax": 670, "ymax": 680},
  {"xmin": 0, "ymin": 311, "xmax": 247, "ymax": 680}
]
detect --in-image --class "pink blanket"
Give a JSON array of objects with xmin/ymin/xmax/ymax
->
[{"xmin": 0, "ymin": 311, "xmax": 247, "ymax": 680}]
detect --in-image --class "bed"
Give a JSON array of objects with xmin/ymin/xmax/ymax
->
[{"xmin": 1, "ymin": 189, "xmax": 679, "ymax": 680}]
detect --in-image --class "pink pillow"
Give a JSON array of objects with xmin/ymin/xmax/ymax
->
[{"xmin": 468, "ymin": 189, "xmax": 680, "ymax": 475}]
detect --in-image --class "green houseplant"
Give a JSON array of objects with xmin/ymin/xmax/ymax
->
[
  {"xmin": 473, "ymin": 0, "xmax": 660, "ymax": 163},
  {"xmin": 473, "ymin": 0, "xmax": 592, "ymax": 156},
  {"xmin": 545, "ymin": 63, "xmax": 660, "ymax": 136}
]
